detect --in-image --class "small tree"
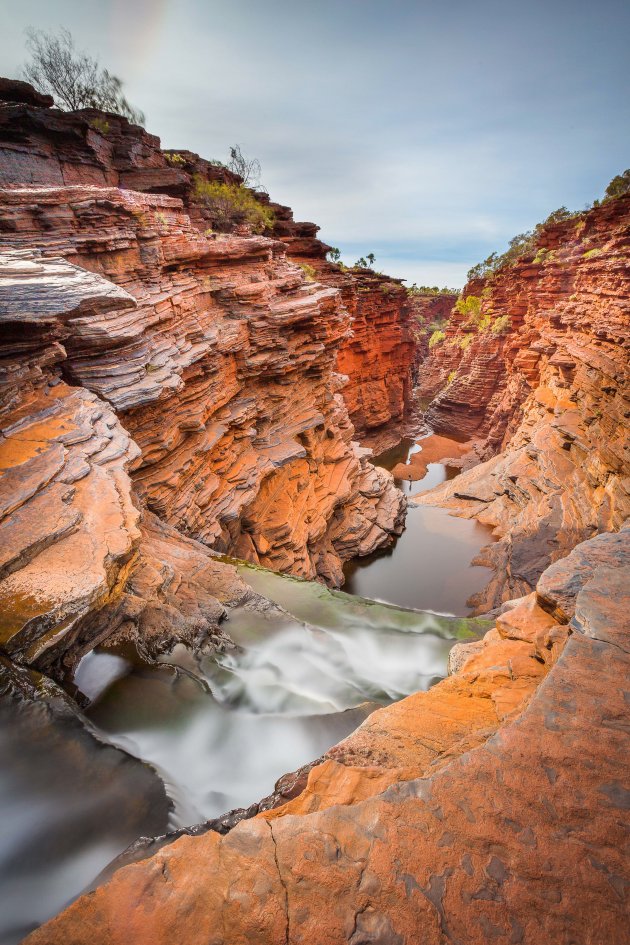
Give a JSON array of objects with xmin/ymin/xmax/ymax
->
[
  {"xmin": 23, "ymin": 27, "xmax": 144, "ymax": 123},
  {"xmin": 327, "ymin": 247, "xmax": 341, "ymax": 262},
  {"xmin": 354, "ymin": 256, "xmax": 368, "ymax": 268},
  {"xmin": 605, "ymin": 169, "xmax": 630, "ymax": 200},
  {"xmin": 366, "ymin": 252, "xmax": 376, "ymax": 267},
  {"xmin": 228, "ymin": 145, "xmax": 262, "ymax": 189}
]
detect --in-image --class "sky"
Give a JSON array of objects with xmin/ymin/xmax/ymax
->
[{"xmin": 1, "ymin": 0, "xmax": 629, "ymax": 287}]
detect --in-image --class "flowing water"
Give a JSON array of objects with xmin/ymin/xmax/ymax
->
[{"xmin": 0, "ymin": 434, "xmax": 496, "ymax": 944}]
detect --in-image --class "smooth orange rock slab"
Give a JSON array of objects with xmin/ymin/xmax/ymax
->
[
  {"xmin": 0, "ymin": 252, "xmax": 144, "ymax": 665},
  {"xmin": 26, "ymin": 534, "xmax": 630, "ymax": 944}
]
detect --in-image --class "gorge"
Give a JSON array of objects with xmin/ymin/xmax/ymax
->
[{"xmin": 0, "ymin": 76, "xmax": 628, "ymax": 945}]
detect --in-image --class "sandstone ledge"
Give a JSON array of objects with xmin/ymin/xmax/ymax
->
[{"xmin": 25, "ymin": 528, "xmax": 630, "ymax": 944}]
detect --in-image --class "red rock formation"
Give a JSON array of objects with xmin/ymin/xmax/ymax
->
[
  {"xmin": 0, "ymin": 81, "xmax": 406, "ymax": 671},
  {"xmin": 0, "ymin": 79, "xmax": 415, "ymax": 438},
  {"xmin": 415, "ymin": 198, "xmax": 630, "ymax": 605},
  {"xmin": 268, "ymin": 214, "xmax": 416, "ymax": 435},
  {"xmin": 407, "ymin": 290, "xmax": 457, "ymax": 382},
  {"xmin": 335, "ymin": 269, "xmax": 414, "ymax": 432},
  {"xmin": 26, "ymin": 527, "xmax": 630, "ymax": 945}
]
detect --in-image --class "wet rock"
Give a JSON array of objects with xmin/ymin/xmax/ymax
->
[{"xmin": 26, "ymin": 531, "xmax": 629, "ymax": 944}]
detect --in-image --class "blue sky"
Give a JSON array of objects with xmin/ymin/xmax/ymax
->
[{"xmin": 1, "ymin": 0, "xmax": 629, "ymax": 286}]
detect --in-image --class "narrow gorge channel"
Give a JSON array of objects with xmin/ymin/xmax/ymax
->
[
  {"xmin": 0, "ymin": 423, "xmax": 493, "ymax": 944},
  {"xmin": 0, "ymin": 72, "xmax": 627, "ymax": 945}
]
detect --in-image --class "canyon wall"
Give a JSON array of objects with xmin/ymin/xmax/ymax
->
[
  {"xmin": 28, "ymin": 526, "xmax": 630, "ymax": 945},
  {"xmin": 0, "ymin": 81, "xmax": 405, "ymax": 673},
  {"xmin": 415, "ymin": 198, "xmax": 630, "ymax": 606},
  {"xmin": 0, "ymin": 77, "xmax": 415, "ymax": 437},
  {"xmin": 269, "ymin": 205, "xmax": 416, "ymax": 434},
  {"xmin": 407, "ymin": 290, "xmax": 457, "ymax": 383}
]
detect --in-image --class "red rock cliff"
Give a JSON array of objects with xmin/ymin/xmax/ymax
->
[
  {"xmin": 268, "ymin": 204, "xmax": 416, "ymax": 434},
  {"xmin": 0, "ymin": 82, "xmax": 406, "ymax": 673},
  {"xmin": 415, "ymin": 198, "xmax": 630, "ymax": 604},
  {"xmin": 0, "ymin": 84, "xmax": 415, "ymax": 438}
]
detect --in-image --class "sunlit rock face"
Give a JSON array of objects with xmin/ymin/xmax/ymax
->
[
  {"xmin": 416, "ymin": 197, "xmax": 630, "ymax": 606},
  {"xmin": 0, "ymin": 80, "xmax": 405, "ymax": 671},
  {"xmin": 26, "ymin": 528, "xmax": 630, "ymax": 945}
]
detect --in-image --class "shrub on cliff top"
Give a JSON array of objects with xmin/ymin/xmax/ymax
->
[
  {"xmin": 407, "ymin": 284, "xmax": 458, "ymax": 296},
  {"xmin": 605, "ymin": 169, "xmax": 630, "ymax": 200},
  {"xmin": 193, "ymin": 177, "xmax": 275, "ymax": 234},
  {"xmin": 466, "ymin": 207, "xmax": 583, "ymax": 282},
  {"xmin": 23, "ymin": 27, "xmax": 144, "ymax": 123}
]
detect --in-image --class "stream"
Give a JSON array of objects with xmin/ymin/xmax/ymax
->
[{"xmin": 0, "ymin": 436, "xmax": 495, "ymax": 945}]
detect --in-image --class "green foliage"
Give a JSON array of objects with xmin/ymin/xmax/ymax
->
[
  {"xmin": 455, "ymin": 295, "xmax": 481, "ymax": 320},
  {"xmin": 89, "ymin": 116, "xmax": 110, "ymax": 135},
  {"xmin": 192, "ymin": 177, "xmax": 275, "ymax": 234},
  {"xmin": 533, "ymin": 247, "xmax": 556, "ymax": 265},
  {"xmin": 466, "ymin": 207, "xmax": 583, "ymax": 282},
  {"xmin": 450, "ymin": 333, "xmax": 474, "ymax": 350},
  {"xmin": 327, "ymin": 247, "xmax": 341, "ymax": 262},
  {"xmin": 491, "ymin": 314, "xmax": 511, "ymax": 335},
  {"xmin": 155, "ymin": 212, "xmax": 168, "ymax": 226},
  {"xmin": 583, "ymin": 247, "xmax": 603, "ymax": 259},
  {"xmin": 407, "ymin": 284, "xmax": 458, "ymax": 296},
  {"xmin": 533, "ymin": 247, "xmax": 548, "ymax": 264},
  {"xmin": 164, "ymin": 151, "xmax": 186, "ymax": 165},
  {"xmin": 604, "ymin": 168, "xmax": 630, "ymax": 200},
  {"xmin": 353, "ymin": 253, "xmax": 375, "ymax": 270},
  {"xmin": 428, "ymin": 329, "xmax": 446, "ymax": 348},
  {"xmin": 446, "ymin": 371, "xmax": 457, "ymax": 386},
  {"xmin": 298, "ymin": 262, "xmax": 317, "ymax": 282}
]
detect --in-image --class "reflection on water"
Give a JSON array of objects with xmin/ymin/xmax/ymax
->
[
  {"xmin": 343, "ymin": 440, "xmax": 495, "ymax": 614},
  {"xmin": 0, "ymin": 433, "xmax": 496, "ymax": 944}
]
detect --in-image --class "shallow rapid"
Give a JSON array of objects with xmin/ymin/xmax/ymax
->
[{"xmin": 0, "ymin": 435, "xmax": 495, "ymax": 945}]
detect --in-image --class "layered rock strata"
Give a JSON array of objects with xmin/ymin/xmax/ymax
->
[
  {"xmin": 271, "ymin": 216, "xmax": 416, "ymax": 435},
  {"xmin": 27, "ymin": 527, "xmax": 630, "ymax": 945},
  {"xmin": 0, "ymin": 79, "xmax": 415, "ymax": 438},
  {"xmin": 0, "ymin": 81, "xmax": 406, "ymax": 670},
  {"xmin": 415, "ymin": 198, "xmax": 630, "ymax": 605},
  {"xmin": 407, "ymin": 290, "xmax": 457, "ymax": 382}
]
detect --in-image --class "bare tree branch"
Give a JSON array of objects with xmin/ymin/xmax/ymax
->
[{"xmin": 23, "ymin": 28, "xmax": 145, "ymax": 124}]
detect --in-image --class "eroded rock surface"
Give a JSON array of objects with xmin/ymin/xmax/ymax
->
[
  {"xmin": 0, "ymin": 84, "xmax": 409, "ymax": 668},
  {"xmin": 26, "ymin": 529, "xmax": 629, "ymax": 945},
  {"xmin": 416, "ymin": 197, "xmax": 630, "ymax": 606}
]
